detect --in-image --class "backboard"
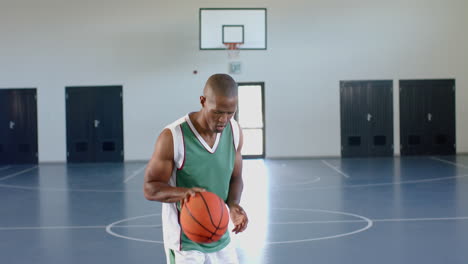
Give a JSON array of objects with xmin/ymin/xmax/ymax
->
[{"xmin": 199, "ymin": 8, "xmax": 267, "ymax": 50}]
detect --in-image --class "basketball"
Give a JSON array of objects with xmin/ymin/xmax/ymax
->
[{"xmin": 180, "ymin": 191, "xmax": 230, "ymax": 244}]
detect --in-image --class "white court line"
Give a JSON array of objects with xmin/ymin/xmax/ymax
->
[
  {"xmin": 0, "ymin": 224, "xmax": 161, "ymax": 231},
  {"xmin": 270, "ymin": 216, "xmax": 468, "ymax": 225},
  {"xmin": 106, "ymin": 213, "xmax": 164, "ymax": 244},
  {"xmin": 373, "ymin": 216, "xmax": 468, "ymax": 222},
  {"xmin": 295, "ymin": 174, "xmax": 468, "ymax": 190},
  {"xmin": 431, "ymin": 157, "xmax": 468, "ymax": 169},
  {"xmin": 276, "ymin": 176, "xmax": 321, "ymax": 187},
  {"xmin": 0, "ymin": 166, "xmax": 38, "ymax": 181},
  {"xmin": 0, "ymin": 225, "xmax": 106, "ymax": 231},
  {"xmin": 267, "ymin": 208, "xmax": 372, "ymax": 244},
  {"xmin": 2, "ymin": 173, "xmax": 467, "ymax": 193},
  {"xmin": 0, "ymin": 183, "xmax": 141, "ymax": 192},
  {"xmin": 271, "ymin": 220, "xmax": 372, "ymax": 224},
  {"xmin": 0, "ymin": 166, "xmax": 11, "ymax": 171},
  {"xmin": 321, "ymin": 160, "xmax": 350, "ymax": 178},
  {"xmin": 3, "ymin": 216, "xmax": 467, "ymax": 231},
  {"xmin": 112, "ymin": 224, "xmax": 162, "ymax": 228},
  {"xmin": 124, "ymin": 165, "xmax": 147, "ymax": 183}
]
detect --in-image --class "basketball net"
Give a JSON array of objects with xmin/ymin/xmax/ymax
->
[{"xmin": 225, "ymin": 43, "xmax": 241, "ymax": 60}]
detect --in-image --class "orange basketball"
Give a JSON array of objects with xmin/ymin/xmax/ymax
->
[{"xmin": 180, "ymin": 191, "xmax": 230, "ymax": 244}]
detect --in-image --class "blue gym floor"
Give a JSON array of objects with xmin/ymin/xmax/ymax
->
[{"xmin": 1, "ymin": 156, "xmax": 468, "ymax": 264}]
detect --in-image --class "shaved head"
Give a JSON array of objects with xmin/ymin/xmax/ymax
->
[
  {"xmin": 198, "ymin": 74, "xmax": 238, "ymax": 133},
  {"xmin": 203, "ymin": 74, "xmax": 238, "ymax": 98}
]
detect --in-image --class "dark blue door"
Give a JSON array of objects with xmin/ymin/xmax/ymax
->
[
  {"xmin": 66, "ymin": 86, "xmax": 123, "ymax": 163},
  {"xmin": 340, "ymin": 80, "xmax": 393, "ymax": 157},
  {"xmin": 340, "ymin": 81, "xmax": 370, "ymax": 157},
  {"xmin": 367, "ymin": 81, "xmax": 394, "ymax": 156},
  {"xmin": 0, "ymin": 89, "xmax": 38, "ymax": 164},
  {"xmin": 66, "ymin": 87, "xmax": 95, "ymax": 162},
  {"xmin": 0, "ymin": 90, "xmax": 11, "ymax": 164},
  {"xmin": 400, "ymin": 79, "xmax": 455, "ymax": 156}
]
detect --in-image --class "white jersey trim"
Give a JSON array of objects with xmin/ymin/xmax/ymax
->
[
  {"xmin": 185, "ymin": 114, "xmax": 221, "ymax": 154},
  {"xmin": 162, "ymin": 116, "xmax": 187, "ymax": 251},
  {"xmin": 230, "ymin": 118, "xmax": 240, "ymax": 151},
  {"xmin": 164, "ymin": 116, "xmax": 186, "ymax": 170}
]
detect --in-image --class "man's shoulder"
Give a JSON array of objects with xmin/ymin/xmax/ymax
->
[{"xmin": 165, "ymin": 115, "xmax": 188, "ymax": 130}]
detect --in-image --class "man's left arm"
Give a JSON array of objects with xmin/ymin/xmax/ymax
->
[{"xmin": 227, "ymin": 125, "xmax": 248, "ymax": 234}]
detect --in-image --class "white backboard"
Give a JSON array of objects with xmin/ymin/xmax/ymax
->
[{"xmin": 200, "ymin": 8, "xmax": 267, "ymax": 50}]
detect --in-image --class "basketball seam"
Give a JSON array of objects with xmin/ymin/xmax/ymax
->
[
  {"xmin": 218, "ymin": 222, "xmax": 229, "ymax": 229},
  {"xmin": 217, "ymin": 196, "xmax": 224, "ymax": 231},
  {"xmin": 218, "ymin": 198, "xmax": 229, "ymax": 230},
  {"xmin": 183, "ymin": 229, "xmax": 214, "ymax": 241},
  {"xmin": 199, "ymin": 192, "xmax": 218, "ymax": 229},
  {"xmin": 183, "ymin": 203, "xmax": 216, "ymax": 235}
]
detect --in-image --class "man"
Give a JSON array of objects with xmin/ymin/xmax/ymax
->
[{"xmin": 144, "ymin": 73, "xmax": 248, "ymax": 264}]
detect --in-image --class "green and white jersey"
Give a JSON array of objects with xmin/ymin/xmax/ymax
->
[{"xmin": 161, "ymin": 113, "xmax": 240, "ymax": 253}]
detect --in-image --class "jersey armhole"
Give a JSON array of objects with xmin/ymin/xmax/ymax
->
[
  {"xmin": 166, "ymin": 125, "xmax": 185, "ymax": 170},
  {"xmin": 230, "ymin": 119, "xmax": 240, "ymax": 151}
]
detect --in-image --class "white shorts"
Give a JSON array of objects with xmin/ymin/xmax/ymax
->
[{"xmin": 165, "ymin": 243, "xmax": 239, "ymax": 264}]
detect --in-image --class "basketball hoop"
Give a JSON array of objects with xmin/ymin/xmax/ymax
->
[{"xmin": 224, "ymin": 43, "xmax": 242, "ymax": 60}]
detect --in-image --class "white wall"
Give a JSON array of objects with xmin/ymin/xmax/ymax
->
[{"xmin": 0, "ymin": 0, "xmax": 467, "ymax": 161}]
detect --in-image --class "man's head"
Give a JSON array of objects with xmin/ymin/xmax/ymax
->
[{"xmin": 200, "ymin": 74, "xmax": 238, "ymax": 133}]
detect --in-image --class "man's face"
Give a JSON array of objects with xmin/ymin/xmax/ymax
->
[{"xmin": 201, "ymin": 95, "xmax": 238, "ymax": 133}]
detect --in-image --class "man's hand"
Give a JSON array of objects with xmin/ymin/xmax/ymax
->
[
  {"xmin": 181, "ymin": 187, "xmax": 206, "ymax": 207},
  {"xmin": 228, "ymin": 203, "xmax": 248, "ymax": 234}
]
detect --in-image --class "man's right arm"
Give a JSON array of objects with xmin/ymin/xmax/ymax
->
[{"xmin": 143, "ymin": 129, "xmax": 204, "ymax": 203}]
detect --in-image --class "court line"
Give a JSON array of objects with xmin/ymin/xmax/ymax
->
[
  {"xmin": 294, "ymin": 174, "xmax": 468, "ymax": 190},
  {"xmin": 373, "ymin": 216, "xmax": 468, "ymax": 222},
  {"xmin": 0, "ymin": 183, "xmax": 141, "ymax": 192},
  {"xmin": 0, "ymin": 166, "xmax": 11, "ymax": 171},
  {"xmin": 0, "ymin": 225, "xmax": 106, "ymax": 231},
  {"xmin": 2, "ymin": 173, "xmax": 467, "ymax": 193},
  {"xmin": 274, "ymin": 176, "xmax": 321, "ymax": 187},
  {"xmin": 267, "ymin": 208, "xmax": 372, "ymax": 244},
  {"xmin": 270, "ymin": 216, "xmax": 468, "ymax": 225},
  {"xmin": 431, "ymin": 157, "xmax": 468, "ymax": 169},
  {"xmin": 106, "ymin": 213, "xmax": 165, "ymax": 244},
  {"xmin": 106, "ymin": 210, "xmax": 373, "ymax": 245},
  {"xmin": 124, "ymin": 164, "xmax": 147, "ymax": 183},
  {"xmin": 3, "ymin": 215, "xmax": 467, "ymax": 231},
  {"xmin": 0, "ymin": 166, "xmax": 38, "ymax": 181},
  {"xmin": 0, "ymin": 224, "xmax": 162, "ymax": 231},
  {"xmin": 320, "ymin": 160, "xmax": 350, "ymax": 178},
  {"xmin": 112, "ymin": 224, "xmax": 162, "ymax": 228},
  {"xmin": 271, "ymin": 220, "xmax": 373, "ymax": 224}
]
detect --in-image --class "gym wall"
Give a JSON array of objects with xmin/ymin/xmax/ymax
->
[{"xmin": 0, "ymin": 0, "xmax": 467, "ymax": 161}]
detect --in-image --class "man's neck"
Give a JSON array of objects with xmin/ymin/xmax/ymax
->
[{"xmin": 189, "ymin": 112, "xmax": 217, "ymax": 139}]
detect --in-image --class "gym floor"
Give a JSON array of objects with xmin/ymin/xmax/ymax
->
[{"xmin": 1, "ymin": 156, "xmax": 468, "ymax": 264}]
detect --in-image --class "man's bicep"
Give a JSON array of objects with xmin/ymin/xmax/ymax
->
[{"xmin": 145, "ymin": 129, "xmax": 175, "ymax": 184}]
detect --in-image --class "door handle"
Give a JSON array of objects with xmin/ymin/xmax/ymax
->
[
  {"xmin": 9, "ymin": 121, "xmax": 15, "ymax": 130},
  {"xmin": 427, "ymin": 113, "xmax": 432, "ymax": 122},
  {"xmin": 94, "ymin": 120, "xmax": 100, "ymax": 128},
  {"xmin": 367, "ymin": 113, "xmax": 372, "ymax": 122}
]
